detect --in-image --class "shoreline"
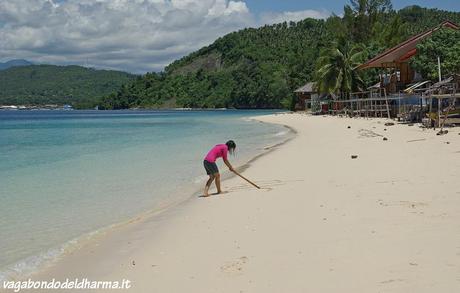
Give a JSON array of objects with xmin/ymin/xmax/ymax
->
[
  {"xmin": 0, "ymin": 114, "xmax": 296, "ymax": 284},
  {"xmin": 5, "ymin": 113, "xmax": 460, "ymax": 292}
]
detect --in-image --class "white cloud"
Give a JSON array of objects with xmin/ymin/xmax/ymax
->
[
  {"xmin": 259, "ymin": 9, "xmax": 330, "ymax": 25},
  {"xmin": 0, "ymin": 0, "xmax": 329, "ymax": 73}
]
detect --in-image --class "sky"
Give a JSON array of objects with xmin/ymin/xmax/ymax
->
[
  {"xmin": 245, "ymin": 0, "xmax": 460, "ymax": 15},
  {"xmin": 0, "ymin": 0, "xmax": 459, "ymax": 74}
]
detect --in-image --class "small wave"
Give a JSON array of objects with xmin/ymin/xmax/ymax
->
[
  {"xmin": 274, "ymin": 130, "xmax": 288, "ymax": 137},
  {"xmin": 0, "ymin": 246, "xmax": 66, "ymax": 282},
  {"xmin": 0, "ymin": 229, "xmax": 103, "ymax": 282},
  {"xmin": 241, "ymin": 117, "xmax": 253, "ymax": 122}
]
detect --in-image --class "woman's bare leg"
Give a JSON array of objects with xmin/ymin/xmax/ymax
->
[
  {"xmin": 215, "ymin": 173, "xmax": 222, "ymax": 194},
  {"xmin": 204, "ymin": 175, "xmax": 215, "ymax": 197}
]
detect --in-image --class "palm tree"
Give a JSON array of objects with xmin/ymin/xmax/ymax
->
[
  {"xmin": 346, "ymin": 0, "xmax": 393, "ymax": 42},
  {"xmin": 315, "ymin": 40, "xmax": 365, "ymax": 99}
]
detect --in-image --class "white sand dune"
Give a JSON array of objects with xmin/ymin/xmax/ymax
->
[{"xmin": 25, "ymin": 113, "xmax": 460, "ymax": 292}]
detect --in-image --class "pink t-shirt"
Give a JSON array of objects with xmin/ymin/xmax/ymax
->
[{"xmin": 204, "ymin": 144, "xmax": 228, "ymax": 163}]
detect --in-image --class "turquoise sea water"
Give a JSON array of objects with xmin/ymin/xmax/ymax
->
[{"xmin": 0, "ymin": 110, "xmax": 288, "ymax": 280}]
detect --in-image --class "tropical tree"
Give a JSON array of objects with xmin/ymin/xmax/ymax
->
[
  {"xmin": 344, "ymin": 0, "xmax": 393, "ymax": 42},
  {"xmin": 372, "ymin": 13, "xmax": 408, "ymax": 49},
  {"xmin": 411, "ymin": 28, "xmax": 460, "ymax": 80},
  {"xmin": 315, "ymin": 40, "xmax": 366, "ymax": 99}
]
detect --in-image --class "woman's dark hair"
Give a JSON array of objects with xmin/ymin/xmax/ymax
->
[{"xmin": 226, "ymin": 140, "xmax": 236, "ymax": 154}]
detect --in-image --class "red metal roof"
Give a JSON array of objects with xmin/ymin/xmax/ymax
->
[{"xmin": 358, "ymin": 21, "xmax": 459, "ymax": 69}]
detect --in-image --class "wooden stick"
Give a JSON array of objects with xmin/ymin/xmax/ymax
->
[{"xmin": 233, "ymin": 171, "xmax": 261, "ymax": 189}]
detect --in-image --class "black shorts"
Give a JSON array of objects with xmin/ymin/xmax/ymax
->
[{"xmin": 203, "ymin": 160, "xmax": 219, "ymax": 175}]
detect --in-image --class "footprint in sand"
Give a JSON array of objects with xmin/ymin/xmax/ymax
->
[
  {"xmin": 220, "ymin": 256, "xmax": 248, "ymax": 274},
  {"xmin": 380, "ymin": 278, "xmax": 405, "ymax": 284},
  {"xmin": 377, "ymin": 200, "xmax": 427, "ymax": 209},
  {"xmin": 399, "ymin": 201, "xmax": 428, "ymax": 208},
  {"xmin": 358, "ymin": 129, "xmax": 383, "ymax": 138}
]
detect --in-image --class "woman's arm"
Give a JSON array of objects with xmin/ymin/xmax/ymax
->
[{"xmin": 223, "ymin": 159, "xmax": 234, "ymax": 172}]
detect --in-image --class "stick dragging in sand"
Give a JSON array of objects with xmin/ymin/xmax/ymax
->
[{"xmin": 232, "ymin": 171, "xmax": 261, "ymax": 189}]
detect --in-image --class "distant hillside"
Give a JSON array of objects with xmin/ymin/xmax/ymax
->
[
  {"xmin": 0, "ymin": 65, "xmax": 136, "ymax": 108},
  {"xmin": 98, "ymin": 4, "xmax": 460, "ymax": 110},
  {"xmin": 0, "ymin": 59, "xmax": 33, "ymax": 70}
]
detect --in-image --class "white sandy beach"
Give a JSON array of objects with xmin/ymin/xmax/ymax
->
[{"xmin": 11, "ymin": 113, "xmax": 460, "ymax": 292}]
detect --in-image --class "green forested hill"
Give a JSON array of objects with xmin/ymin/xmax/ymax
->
[
  {"xmin": 0, "ymin": 65, "xmax": 135, "ymax": 108},
  {"xmin": 98, "ymin": 4, "xmax": 460, "ymax": 109},
  {"xmin": 100, "ymin": 19, "xmax": 331, "ymax": 109},
  {"xmin": 398, "ymin": 5, "xmax": 460, "ymax": 34}
]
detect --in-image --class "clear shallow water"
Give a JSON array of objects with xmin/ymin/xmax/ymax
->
[{"xmin": 0, "ymin": 110, "xmax": 288, "ymax": 279}]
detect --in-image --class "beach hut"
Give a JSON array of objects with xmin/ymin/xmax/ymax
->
[
  {"xmin": 294, "ymin": 82, "xmax": 333, "ymax": 114},
  {"xmin": 294, "ymin": 82, "xmax": 318, "ymax": 111},
  {"xmin": 358, "ymin": 20, "xmax": 458, "ymax": 89},
  {"xmin": 339, "ymin": 20, "xmax": 459, "ymax": 119}
]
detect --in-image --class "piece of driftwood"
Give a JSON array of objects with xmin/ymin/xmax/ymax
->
[{"xmin": 436, "ymin": 130, "xmax": 448, "ymax": 135}]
